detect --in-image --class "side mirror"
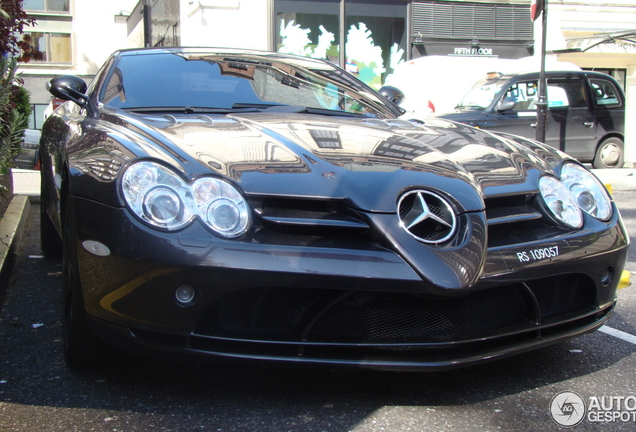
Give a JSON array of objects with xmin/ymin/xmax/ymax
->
[
  {"xmin": 378, "ymin": 85, "xmax": 405, "ymax": 106},
  {"xmin": 47, "ymin": 75, "xmax": 88, "ymax": 108},
  {"xmin": 497, "ymin": 98, "xmax": 515, "ymax": 112}
]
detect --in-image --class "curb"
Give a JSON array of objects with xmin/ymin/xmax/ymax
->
[{"xmin": 0, "ymin": 195, "xmax": 32, "ymax": 310}]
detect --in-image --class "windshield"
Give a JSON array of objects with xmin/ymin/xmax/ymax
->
[
  {"xmin": 99, "ymin": 52, "xmax": 397, "ymax": 118},
  {"xmin": 455, "ymin": 78, "xmax": 508, "ymax": 110}
]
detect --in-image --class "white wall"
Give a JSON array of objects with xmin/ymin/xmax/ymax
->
[
  {"xmin": 72, "ymin": 0, "xmax": 139, "ymax": 74},
  {"xmin": 624, "ymin": 65, "xmax": 636, "ymax": 165},
  {"xmin": 180, "ymin": 0, "xmax": 270, "ymax": 50}
]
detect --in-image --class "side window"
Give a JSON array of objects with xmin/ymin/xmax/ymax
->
[
  {"xmin": 590, "ymin": 79, "xmax": 622, "ymax": 107},
  {"xmin": 546, "ymin": 78, "xmax": 586, "ymax": 108},
  {"xmin": 503, "ymin": 81, "xmax": 538, "ymax": 111},
  {"xmin": 546, "ymin": 86, "xmax": 569, "ymax": 108}
]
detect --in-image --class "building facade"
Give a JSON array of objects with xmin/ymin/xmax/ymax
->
[{"xmin": 18, "ymin": 0, "xmax": 137, "ymax": 128}]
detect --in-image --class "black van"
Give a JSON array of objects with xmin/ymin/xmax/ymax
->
[{"xmin": 437, "ymin": 71, "xmax": 625, "ymax": 168}]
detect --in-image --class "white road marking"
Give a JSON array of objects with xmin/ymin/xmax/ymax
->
[{"xmin": 599, "ymin": 326, "xmax": 636, "ymax": 345}]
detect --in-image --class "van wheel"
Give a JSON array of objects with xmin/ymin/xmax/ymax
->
[{"xmin": 593, "ymin": 137, "xmax": 624, "ymax": 169}]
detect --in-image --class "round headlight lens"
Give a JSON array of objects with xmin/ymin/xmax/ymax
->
[
  {"xmin": 560, "ymin": 163, "xmax": 612, "ymax": 220},
  {"xmin": 539, "ymin": 175, "xmax": 583, "ymax": 229},
  {"xmin": 206, "ymin": 199, "xmax": 241, "ymax": 232},
  {"xmin": 127, "ymin": 163, "xmax": 158, "ymax": 190},
  {"xmin": 193, "ymin": 178, "xmax": 221, "ymax": 203},
  {"xmin": 143, "ymin": 187, "xmax": 183, "ymax": 225}
]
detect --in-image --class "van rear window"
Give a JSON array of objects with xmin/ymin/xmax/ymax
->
[{"xmin": 590, "ymin": 79, "xmax": 622, "ymax": 107}]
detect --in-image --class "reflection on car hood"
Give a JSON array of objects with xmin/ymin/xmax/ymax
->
[
  {"xmin": 95, "ymin": 111, "xmax": 564, "ymax": 212},
  {"xmin": 435, "ymin": 111, "xmax": 490, "ymax": 122}
]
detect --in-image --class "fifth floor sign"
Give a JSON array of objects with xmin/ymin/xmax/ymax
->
[{"xmin": 453, "ymin": 47, "xmax": 495, "ymax": 57}]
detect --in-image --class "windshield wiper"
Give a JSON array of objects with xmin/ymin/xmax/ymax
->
[
  {"xmin": 121, "ymin": 104, "xmax": 374, "ymax": 118},
  {"xmin": 454, "ymin": 103, "xmax": 487, "ymax": 110},
  {"xmin": 232, "ymin": 102, "xmax": 374, "ymax": 118},
  {"xmin": 122, "ymin": 106, "xmax": 261, "ymax": 114}
]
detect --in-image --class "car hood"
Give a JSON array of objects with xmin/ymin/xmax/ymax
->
[
  {"xmin": 435, "ymin": 110, "xmax": 489, "ymax": 123},
  {"xmin": 90, "ymin": 111, "xmax": 563, "ymax": 213}
]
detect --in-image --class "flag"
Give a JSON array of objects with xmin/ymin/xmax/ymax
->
[{"xmin": 531, "ymin": 0, "xmax": 544, "ymax": 21}]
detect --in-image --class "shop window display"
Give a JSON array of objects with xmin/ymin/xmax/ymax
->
[{"xmin": 275, "ymin": 0, "xmax": 407, "ymax": 89}]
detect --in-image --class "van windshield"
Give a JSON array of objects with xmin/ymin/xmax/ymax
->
[{"xmin": 455, "ymin": 79, "xmax": 507, "ymax": 111}]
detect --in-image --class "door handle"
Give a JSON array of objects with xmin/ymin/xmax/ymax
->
[{"xmin": 583, "ymin": 122, "xmax": 595, "ymax": 128}]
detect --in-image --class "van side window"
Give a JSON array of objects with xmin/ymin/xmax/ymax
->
[
  {"xmin": 504, "ymin": 81, "xmax": 538, "ymax": 111},
  {"xmin": 546, "ymin": 78, "xmax": 587, "ymax": 108},
  {"xmin": 503, "ymin": 78, "xmax": 587, "ymax": 111},
  {"xmin": 590, "ymin": 79, "xmax": 621, "ymax": 107}
]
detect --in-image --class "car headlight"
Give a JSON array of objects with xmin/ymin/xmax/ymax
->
[
  {"xmin": 560, "ymin": 163, "xmax": 612, "ymax": 221},
  {"xmin": 122, "ymin": 161, "xmax": 251, "ymax": 238},
  {"xmin": 538, "ymin": 175, "xmax": 583, "ymax": 229}
]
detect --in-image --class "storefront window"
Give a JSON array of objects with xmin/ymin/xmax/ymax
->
[
  {"xmin": 275, "ymin": 0, "xmax": 407, "ymax": 89},
  {"xmin": 345, "ymin": 1, "xmax": 407, "ymax": 88},
  {"xmin": 277, "ymin": 1, "xmax": 340, "ymax": 61}
]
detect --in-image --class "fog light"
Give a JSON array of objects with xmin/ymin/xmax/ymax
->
[
  {"xmin": 175, "ymin": 285, "xmax": 196, "ymax": 305},
  {"xmin": 601, "ymin": 267, "xmax": 614, "ymax": 287}
]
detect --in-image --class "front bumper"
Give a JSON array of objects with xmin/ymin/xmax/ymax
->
[{"xmin": 73, "ymin": 197, "xmax": 629, "ymax": 370}]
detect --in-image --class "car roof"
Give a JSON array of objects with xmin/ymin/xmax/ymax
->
[
  {"xmin": 113, "ymin": 47, "xmax": 334, "ymax": 66},
  {"xmin": 498, "ymin": 70, "xmax": 619, "ymax": 81}
]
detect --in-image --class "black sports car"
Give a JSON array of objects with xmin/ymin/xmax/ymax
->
[{"xmin": 40, "ymin": 48, "xmax": 629, "ymax": 370}]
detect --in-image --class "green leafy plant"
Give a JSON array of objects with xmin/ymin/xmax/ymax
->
[
  {"xmin": 0, "ymin": 0, "xmax": 43, "ymax": 62},
  {"xmin": 0, "ymin": 56, "xmax": 28, "ymax": 176}
]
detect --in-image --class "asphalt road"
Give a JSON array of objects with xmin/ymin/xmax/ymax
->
[{"xmin": 0, "ymin": 192, "xmax": 635, "ymax": 432}]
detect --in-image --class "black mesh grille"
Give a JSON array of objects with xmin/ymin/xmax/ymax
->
[
  {"xmin": 195, "ymin": 275, "xmax": 596, "ymax": 344},
  {"xmin": 308, "ymin": 288, "xmax": 528, "ymax": 342},
  {"xmin": 526, "ymin": 274, "xmax": 595, "ymax": 318},
  {"xmin": 197, "ymin": 288, "xmax": 325, "ymax": 340}
]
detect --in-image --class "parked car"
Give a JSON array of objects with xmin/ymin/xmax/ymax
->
[
  {"xmin": 437, "ymin": 71, "xmax": 625, "ymax": 169},
  {"xmin": 13, "ymin": 129, "xmax": 41, "ymax": 170},
  {"xmin": 40, "ymin": 48, "xmax": 628, "ymax": 370}
]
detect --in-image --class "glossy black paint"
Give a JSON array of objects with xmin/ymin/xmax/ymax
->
[
  {"xmin": 40, "ymin": 48, "xmax": 629, "ymax": 370},
  {"xmin": 47, "ymin": 75, "xmax": 88, "ymax": 107}
]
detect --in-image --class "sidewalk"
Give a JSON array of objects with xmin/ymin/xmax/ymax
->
[
  {"xmin": 11, "ymin": 168, "xmax": 40, "ymax": 197},
  {"xmin": 591, "ymin": 168, "xmax": 636, "ymax": 192}
]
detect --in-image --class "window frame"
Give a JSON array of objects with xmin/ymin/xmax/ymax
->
[
  {"xmin": 589, "ymin": 78, "xmax": 623, "ymax": 108},
  {"xmin": 23, "ymin": 0, "xmax": 70, "ymax": 13},
  {"xmin": 24, "ymin": 31, "xmax": 72, "ymax": 64}
]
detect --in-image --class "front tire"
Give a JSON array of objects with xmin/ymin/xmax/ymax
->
[
  {"xmin": 40, "ymin": 174, "xmax": 62, "ymax": 258},
  {"xmin": 62, "ymin": 191, "xmax": 110, "ymax": 368},
  {"xmin": 593, "ymin": 137, "xmax": 624, "ymax": 169}
]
